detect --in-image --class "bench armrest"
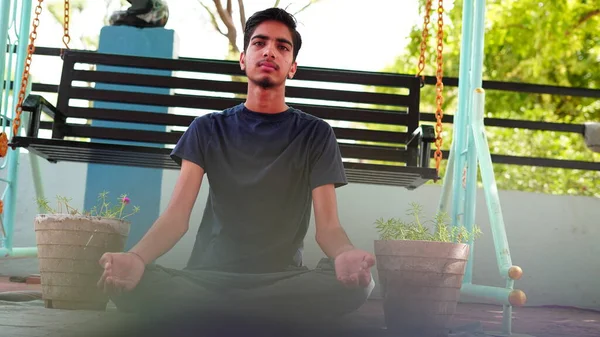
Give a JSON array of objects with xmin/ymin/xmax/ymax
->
[
  {"xmin": 406, "ymin": 125, "xmax": 436, "ymax": 167},
  {"xmin": 22, "ymin": 94, "xmax": 66, "ymax": 138},
  {"xmin": 407, "ymin": 125, "xmax": 436, "ymax": 144}
]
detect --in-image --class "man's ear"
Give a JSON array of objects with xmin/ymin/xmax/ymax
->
[
  {"xmin": 239, "ymin": 51, "xmax": 246, "ymax": 71},
  {"xmin": 287, "ymin": 61, "xmax": 298, "ymax": 79}
]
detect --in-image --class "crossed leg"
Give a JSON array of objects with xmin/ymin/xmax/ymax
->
[{"xmin": 107, "ymin": 258, "xmax": 374, "ymax": 335}]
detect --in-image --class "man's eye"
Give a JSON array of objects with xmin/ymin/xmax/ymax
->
[
  {"xmin": 254, "ymin": 41, "xmax": 264, "ymax": 46},
  {"xmin": 279, "ymin": 46, "xmax": 289, "ymax": 51}
]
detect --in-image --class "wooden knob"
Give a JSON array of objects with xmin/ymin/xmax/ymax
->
[
  {"xmin": 509, "ymin": 289, "xmax": 527, "ymax": 306},
  {"xmin": 508, "ymin": 266, "xmax": 523, "ymax": 280}
]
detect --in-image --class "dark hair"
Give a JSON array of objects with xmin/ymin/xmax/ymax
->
[{"xmin": 243, "ymin": 7, "xmax": 302, "ymax": 60}]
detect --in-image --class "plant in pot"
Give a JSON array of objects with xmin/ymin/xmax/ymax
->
[
  {"xmin": 34, "ymin": 191, "xmax": 139, "ymax": 311},
  {"xmin": 373, "ymin": 202, "xmax": 481, "ymax": 337}
]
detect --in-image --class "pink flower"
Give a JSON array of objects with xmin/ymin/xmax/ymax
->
[{"xmin": 121, "ymin": 196, "xmax": 130, "ymax": 204}]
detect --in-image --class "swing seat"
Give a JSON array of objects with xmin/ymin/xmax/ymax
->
[{"xmin": 11, "ymin": 49, "xmax": 438, "ymax": 189}]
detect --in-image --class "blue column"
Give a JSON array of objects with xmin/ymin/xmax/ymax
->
[{"xmin": 84, "ymin": 26, "xmax": 178, "ymax": 251}]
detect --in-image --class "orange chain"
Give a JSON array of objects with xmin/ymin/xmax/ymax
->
[
  {"xmin": 416, "ymin": 0, "xmax": 445, "ymax": 176},
  {"xmin": 0, "ymin": 200, "xmax": 3, "ymax": 238},
  {"xmin": 416, "ymin": 0, "xmax": 433, "ymax": 84},
  {"xmin": 12, "ymin": 0, "xmax": 44, "ymax": 140},
  {"xmin": 433, "ymin": 0, "xmax": 444, "ymax": 174},
  {"xmin": 12, "ymin": 0, "xmax": 70, "ymax": 141},
  {"xmin": 0, "ymin": 133, "xmax": 7, "ymax": 157},
  {"xmin": 62, "ymin": 0, "xmax": 71, "ymax": 49}
]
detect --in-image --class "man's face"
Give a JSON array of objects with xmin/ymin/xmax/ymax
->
[{"xmin": 240, "ymin": 20, "xmax": 297, "ymax": 89}]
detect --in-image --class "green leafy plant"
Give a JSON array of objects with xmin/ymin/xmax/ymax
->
[
  {"xmin": 374, "ymin": 202, "xmax": 481, "ymax": 243},
  {"xmin": 36, "ymin": 191, "xmax": 140, "ymax": 220}
]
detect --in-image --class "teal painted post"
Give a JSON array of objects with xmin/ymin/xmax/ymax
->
[
  {"xmin": 462, "ymin": 0, "xmax": 488, "ymax": 285},
  {"xmin": 471, "ymin": 87, "xmax": 517, "ymax": 335},
  {"xmin": 0, "ymin": 0, "xmax": 12, "ymax": 113},
  {"xmin": 467, "ymin": 0, "xmax": 514, "ymax": 282},
  {"xmin": 465, "ymin": 1, "xmax": 523, "ymax": 334},
  {"xmin": 450, "ymin": 0, "xmax": 475, "ymax": 241},
  {"xmin": 83, "ymin": 26, "xmax": 178, "ymax": 251},
  {"xmin": 2, "ymin": 0, "xmax": 33, "ymax": 255},
  {"xmin": 460, "ymin": 283, "xmax": 513, "ymax": 304},
  {"xmin": 439, "ymin": 1, "xmax": 525, "ymax": 334},
  {"xmin": 0, "ymin": 0, "xmax": 9, "ymax": 252},
  {"xmin": 472, "ymin": 0, "xmax": 513, "ymax": 278},
  {"xmin": 13, "ymin": 0, "xmax": 33, "ymax": 118},
  {"xmin": 470, "ymin": 0, "xmax": 485, "ymax": 90},
  {"xmin": 437, "ymin": 149, "xmax": 454, "ymax": 213},
  {"xmin": 0, "ymin": 0, "xmax": 13, "ymax": 127},
  {"xmin": 472, "ymin": 93, "xmax": 513, "ymax": 276},
  {"xmin": 0, "ymin": 246, "xmax": 38, "ymax": 258},
  {"xmin": 16, "ymin": 0, "xmax": 45, "ymax": 218}
]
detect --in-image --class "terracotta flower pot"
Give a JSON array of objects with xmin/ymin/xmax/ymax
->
[
  {"xmin": 374, "ymin": 240, "xmax": 470, "ymax": 337},
  {"xmin": 34, "ymin": 214, "xmax": 130, "ymax": 310}
]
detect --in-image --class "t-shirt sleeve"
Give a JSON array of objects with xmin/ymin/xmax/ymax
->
[
  {"xmin": 170, "ymin": 115, "xmax": 212, "ymax": 169},
  {"xmin": 309, "ymin": 121, "xmax": 348, "ymax": 189}
]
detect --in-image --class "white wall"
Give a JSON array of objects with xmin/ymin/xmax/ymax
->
[{"xmin": 2, "ymin": 153, "xmax": 599, "ymax": 310}]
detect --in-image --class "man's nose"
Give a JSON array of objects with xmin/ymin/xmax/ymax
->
[{"xmin": 263, "ymin": 44, "xmax": 275, "ymax": 58}]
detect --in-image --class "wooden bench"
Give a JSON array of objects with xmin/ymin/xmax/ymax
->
[{"xmin": 11, "ymin": 49, "xmax": 437, "ymax": 189}]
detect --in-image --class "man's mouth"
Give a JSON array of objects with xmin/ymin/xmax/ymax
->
[{"xmin": 258, "ymin": 61, "xmax": 278, "ymax": 70}]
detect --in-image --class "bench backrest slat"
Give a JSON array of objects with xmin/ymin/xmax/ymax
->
[
  {"xmin": 67, "ymin": 50, "xmax": 419, "ymax": 87},
  {"xmin": 65, "ymin": 124, "xmax": 408, "ymax": 163},
  {"xmin": 67, "ymin": 107, "xmax": 196, "ymax": 127},
  {"xmin": 71, "ymin": 70, "xmax": 415, "ymax": 108},
  {"xmin": 66, "ymin": 122, "xmax": 407, "ymax": 146}
]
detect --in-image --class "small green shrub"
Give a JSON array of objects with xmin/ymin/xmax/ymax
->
[
  {"xmin": 36, "ymin": 191, "xmax": 140, "ymax": 220},
  {"xmin": 374, "ymin": 202, "xmax": 481, "ymax": 243}
]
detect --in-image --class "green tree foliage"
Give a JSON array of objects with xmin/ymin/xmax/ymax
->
[{"xmin": 382, "ymin": 0, "xmax": 600, "ymax": 197}]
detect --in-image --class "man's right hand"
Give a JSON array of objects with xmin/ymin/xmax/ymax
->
[{"xmin": 97, "ymin": 252, "xmax": 145, "ymax": 294}]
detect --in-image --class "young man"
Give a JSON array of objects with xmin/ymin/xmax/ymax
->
[{"xmin": 97, "ymin": 7, "xmax": 375, "ymax": 325}]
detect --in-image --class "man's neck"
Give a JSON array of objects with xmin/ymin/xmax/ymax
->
[{"xmin": 244, "ymin": 83, "xmax": 288, "ymax": 113}]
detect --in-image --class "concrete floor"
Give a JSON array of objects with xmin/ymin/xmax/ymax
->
[{"xmin": 1, "ymin": 277, "xmax": 599, "ymax": 337}]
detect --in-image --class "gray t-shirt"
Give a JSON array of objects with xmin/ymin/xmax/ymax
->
[{"xmin": 170, "ymin": 103, "xmax": 347, "ymax": 273}]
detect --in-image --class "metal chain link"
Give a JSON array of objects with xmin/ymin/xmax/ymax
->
[
  {"xmin": 10, "ymin": 0, "xmax": 69, "ymax": 147},
  {"xmin": 0, "ymin": 201, "xmax": 4, "ymax": 235},
  {"xmin": 12, "ymin": 0, "xmax": 44, "ymax": 141},
  {"xmin": 433, "ymin": 0, "xmax": 445, "ymax": 174},
  {"xmin": 416, "ymin": 0, "xmax": 445, "ymax": 177},
  {"xmin": 0, "ymin": 133, "xmax": 7, "ymax": 157},
  {"xmin": 63, "ymin": 0, "xmax": 71, "ymax": 49},
  {"xmin": 416, "ymin": 0, "xmax": 433, "ymax": 85}
]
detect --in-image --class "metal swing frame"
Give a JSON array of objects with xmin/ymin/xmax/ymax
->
[
  {"xmin": 0, "ymin": 0, "xmax": 40, "ymax": 259},
  {"xmin": 0, "ymin": 0, "xmax": 528, "ymax": 335},
  {"xmin": 438, "ymin": 1, "xmax": 528, "ymax": 336}
]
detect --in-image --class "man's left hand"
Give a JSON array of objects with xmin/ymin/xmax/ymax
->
[{"xmin": 334, "ymin": 248, "xmax": 375, "ymax": 288}]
